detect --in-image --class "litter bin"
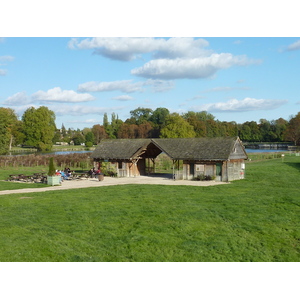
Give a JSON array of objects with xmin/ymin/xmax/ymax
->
[{"xmin": 98, "ymin": 173, "xmax": 104, "ymax": 181}]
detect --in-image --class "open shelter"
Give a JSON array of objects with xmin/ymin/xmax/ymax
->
[{"xmin": 91, "ymin": 137, "xmax": 248, "ymax": 182}]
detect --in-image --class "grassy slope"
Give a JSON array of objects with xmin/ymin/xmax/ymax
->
[{"xmin": 0, "ymin": 156, "xmax": 299, "ymax": 262}]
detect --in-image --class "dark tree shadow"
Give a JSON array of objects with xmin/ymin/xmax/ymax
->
[{"xmin": 285, "ymin": 162, "xmax": 300, "ymax": 172}]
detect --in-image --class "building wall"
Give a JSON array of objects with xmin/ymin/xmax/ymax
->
[
  {"xmin": 183, "ymin": 159, "xmax": 246, "ymax": 182},
  {"xmin": 225, "ymin": 159, "xmax": 245, "ymax": 181}
]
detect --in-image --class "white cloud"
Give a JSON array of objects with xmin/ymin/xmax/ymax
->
[
  {"xmin": 192, "ymin": 98, "xmax": 288, "ymax": 112},
  {"xmin": 4, "ymin": 87, "xmax": 95, "ymax": 107},
  {"xmin": 111, "ymin": 95, "xmax": 134, "ymax": 101},
  {"xmin": 286, "ymin": 40, "xmax": 300, "ymax": 51},
  {"xmin": 0, "ymin": 69, "xmax": 7, "ymax": 76},
  {"xmin": 3, "ymin": 91, "xmax": 30, "ymax": 105},
  {"xmin": 78, "ymin": 79, "xmax": 175, "ymax": 93},
  {"xmin": 145, "ymin": 79, "xmax": 175, "ymax": 92},
  {"xmin": 78, "ymin": 80, "xmax": 144, "ymax": 93},
  {"xmin": 31, "ymin": 87, "xmax": 95, "ymax": 103},
  {"xmin": 70, "ymin": 37, "xmax": 260, "ymax": 80},
  {"xmin": 68, "ymin": 37, "xmax": 211, "ymax": 61},
  {"xmin": 131, "ymin": 54, "xmax": 260, "ymax": 80}
]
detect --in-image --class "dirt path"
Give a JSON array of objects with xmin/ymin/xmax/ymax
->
[{"xmin": 0, "ymin": 176, "xmax": 229, "ymax": 195}]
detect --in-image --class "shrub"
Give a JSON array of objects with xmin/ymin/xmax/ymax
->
[
  {"xmin": 48, "ymin": 157, "xmax": 56, "ymax": 176},
  {"xmin": 85, "ymin": 142, "xmax": 93, "ymax": 148},
  {"xmin": 194, "ymin": 174, "xmax": 216, "ymax": 181}
]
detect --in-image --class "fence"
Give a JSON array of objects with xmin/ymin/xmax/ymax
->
[{"xmin": 0, "ymin": 153, "xmax": 93, "ymax": 169}]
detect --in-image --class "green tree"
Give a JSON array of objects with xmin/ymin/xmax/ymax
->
[
  {"xmin": 72, "ymin": 130, "xmax": 85, "ymax": 145},
  {"xmin": 149, "ymin": 107, "xmax": 170, "ymax": 137},
  {"xmin": 0, "ymin": 107, "xmax": 18, "ymax": 154},
  {"xmin": 272, "ymin": 118, "xmax": 288, "ymax": 142},
  {"xmin": 130, "ymin": 107, "xmax": 153, "ymax": 125},
  {"xmin": 85, "ymin": 131, "xmax": 95, "ymax": 145},
  {"xmin": 183, "ymin": 111, "xmax": 215, "ymax": 122},
  {"xmin": 103, "ymin": 113, "xmax": 109, "ymax": 129},
  {"xmin": 160, "ymin": 113, "xmax": 196, "ymax": 138},
  {"xmin": 11, "ymin": 120, "xmax": 25, "ymax": 146},
  {"xmin": 22, "ymin": 106, "xmax": 56, "ymax": 151}
]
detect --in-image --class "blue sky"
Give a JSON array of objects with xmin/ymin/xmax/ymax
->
[{"xmin": 1, "ymin": 37, "xmax": 300, "ymax": 130}]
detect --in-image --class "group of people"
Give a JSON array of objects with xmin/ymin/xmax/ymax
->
[
  {"xmin": 54, "ymin": 167, "xmax": 102, "ymax": 183},
  {"xmin": 88, "ymin": 167, "xmax": 102, "ymax": 178},
  {"xmin": 55, "ymin": 167, "xmax": 72, "ymax": 182}
]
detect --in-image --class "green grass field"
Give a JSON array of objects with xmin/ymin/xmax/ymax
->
[{"xmin": 0, "ymin": 156, "xmax": 299, "ymax": 261}]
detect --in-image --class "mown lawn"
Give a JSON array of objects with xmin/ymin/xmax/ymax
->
[{"xmin": 0, "ymin": 156, "xmax": 299, "ymax": 261}]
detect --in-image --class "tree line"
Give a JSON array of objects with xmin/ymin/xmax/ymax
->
[{"xmin": 1, "ymin": 106, "xmax": 300, "ymax": 155}]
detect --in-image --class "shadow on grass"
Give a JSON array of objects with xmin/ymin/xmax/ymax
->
[{"xmin": 285, "ymin": 162, "xmax": 300, "ymax": 172}]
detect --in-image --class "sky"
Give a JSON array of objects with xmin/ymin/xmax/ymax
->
[{"xmin": 1, "ymin": 36, "xmax": 300, "ymax": 130}]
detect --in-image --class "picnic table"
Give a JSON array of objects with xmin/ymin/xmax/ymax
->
[{"xmin": 72, "ymin": 173, "xmax": 89, "ymax": 180}]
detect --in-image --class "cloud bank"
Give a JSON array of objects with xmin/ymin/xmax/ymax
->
[
  {"xmin": 131, "ymin": 54, "xmax": 259, "ymax": 79},
  {"xmin": 68, "ymin": 37, "xmax": 211, "ymax": 61}
]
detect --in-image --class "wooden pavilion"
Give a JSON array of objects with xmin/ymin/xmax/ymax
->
[{"xmin": 91, "ymin": 137, "xmax": 248, "ymax": 182}]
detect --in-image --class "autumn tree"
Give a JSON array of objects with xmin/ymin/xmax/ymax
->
[
  {"xmin": 284, "ymin": 113, "xmax": 300, "ymax": 145},
  {"xmin": 137, "ymin": 122, "xmax": 153, "ymax": 138},
  {"xmin": 92, "ymin": 124, "xmax": 107, "ymax": 144}
]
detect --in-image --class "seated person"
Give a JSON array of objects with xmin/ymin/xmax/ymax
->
[{"xmin": 88, "ymin": 168, "xmax": 94, "ymax": 178}]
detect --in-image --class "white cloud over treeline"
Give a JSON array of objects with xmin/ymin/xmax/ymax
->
[{"xmin": 4, "ymin": 87, "xmax": 95, "ymax": 105}]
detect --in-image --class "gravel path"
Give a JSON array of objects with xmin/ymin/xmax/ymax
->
[{"xmin": 0, "ymin": 176, "xmax": 229, "ymax": 195}]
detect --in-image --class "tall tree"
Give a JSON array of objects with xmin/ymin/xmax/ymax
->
[
  {"xmin": 103, "ymin": 113, "xmax": 109, "ymax": 129},
  {"xmin": 22, "ymin": 106, "xmax": 56, "ymax": 151}
]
